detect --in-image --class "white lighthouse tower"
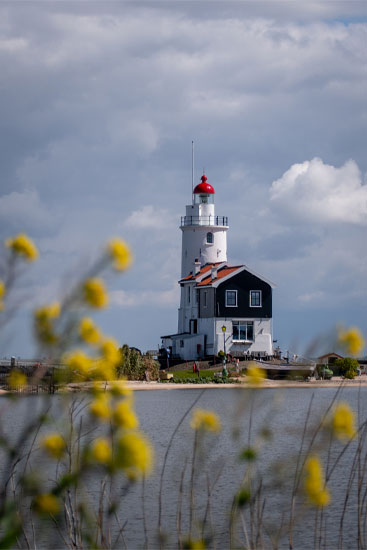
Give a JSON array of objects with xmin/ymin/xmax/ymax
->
[
  {"xmin": 177, "ymin": 173, "xmax": 229, "ymax": 335},
  {"xmin": 180, "ymin": 174, "xmax": 228, "ymax": 277}
]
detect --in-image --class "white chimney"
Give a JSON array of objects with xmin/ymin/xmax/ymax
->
[
  {"xmin": 194, "ymin": 258, "xmax": 201, "ymax": 275},
  {"xmin": 211, "ymin": 265, "xmax": 218, "ymax": 280}
]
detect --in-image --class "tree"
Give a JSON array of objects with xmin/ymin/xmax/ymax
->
[
  {"xmin": 334, "ymin": 357, "xmax": 360, "ymax": 379},
  {"xmin": 117, "ymin": 345, "xmax": 159, "ymax": 380}
]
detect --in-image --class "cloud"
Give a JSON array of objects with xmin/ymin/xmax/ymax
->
[
  {"xmin": 0, "ymin": 3, "xmax": 366, "ymax": 355},
  {"xmin": 122, "ymin": 205, "xmax": 176, "ymax": 230},
  {"xmin": 297, "ymin": 290, "xmax": 325, "ymax": 304},
  {"xmin": 0, "ymin": 189, "xmax": 53, "ymax": 231},
  {"xmin": 270, "ymin": 158, "xmax": 367, "ymax": 225},
  {"xmin": 110, "ymin": 285, "xmax": 178, "ymax": 308}
]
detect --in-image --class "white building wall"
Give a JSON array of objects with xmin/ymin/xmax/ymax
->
[
  {"xmin": 197, "ymin": 317, "xmax": 215, "ymax": 355},
  {"xmin": 173, "ymin": 334, "xmax": 205, "ymax": 361},
  {"xmin": 178, "ymin": 283, "xmax": 199, "ymax": 333},
  {"xmin": 214, "ymin": 318, "xmax": 273, "ymax": 357}
]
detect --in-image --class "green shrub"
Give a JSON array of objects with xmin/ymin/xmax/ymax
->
[
  {"xmin": 344, "ymin": 368, "xmax": 356, "ymax": 379},
  {"xmin": 118, "ymin": 345, "xmax": 159, "ymax": 380},
  {"xmin": 334, "ymin": 357, "xmax": 359, "ymax": 379}
]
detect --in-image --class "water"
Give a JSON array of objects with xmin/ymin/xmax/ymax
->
[{"xmin": 0, "ymin": 387, "xmax": 365, "ymax": 549}]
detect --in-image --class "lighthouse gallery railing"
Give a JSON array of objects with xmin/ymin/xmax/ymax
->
[{"xmin": 180, "ymin": 215, "xmax": 228, "ymax": 227}]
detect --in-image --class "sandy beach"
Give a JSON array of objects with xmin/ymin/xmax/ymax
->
[
  {"xmin": 118, "ymin": 377, "xmax": 367, "ymax": 390},
  {"xmin": 1, "ymin": 377, "xmax": 366, "ymax": 394}
]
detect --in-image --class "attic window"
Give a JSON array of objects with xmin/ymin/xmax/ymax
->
[
  {"xmin": 225, "ymin": 290, "xmax": 237, "ymax": 307},
  {"xmin": 250, "ymin": 290, "xmax": 262, "ymax": 307}
]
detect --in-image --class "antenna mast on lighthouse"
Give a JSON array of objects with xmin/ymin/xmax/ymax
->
[{"xmin": 191, "ymin": 140, "xmax": 194, "ymax": 204}]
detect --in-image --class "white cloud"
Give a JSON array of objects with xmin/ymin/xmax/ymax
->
[
  {"xmin": 0, "ymin": 189, "xmax": 52, "ymax": 229},
  {"xmin": 297, "ymin": 290, "xmax": 325, "ymax": 304},
  {"xmin": 110, "ymin": 285, "xmax": 178, "ymax": 308},
  {"xmin": 123, "ymin": 205, "xmax": 176, "ymax": 230},
  {"xmin": 270, "ymin": 158, "xmax": 367, "ymax": 225},
  {"xmin": 1, "ymin": 3, "xmax": 367, "ymax": 355}
]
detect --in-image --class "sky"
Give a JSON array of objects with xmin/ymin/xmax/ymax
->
[{"xmin": 0, "ymin": 1, "xmax": 366, "ymax": 359}]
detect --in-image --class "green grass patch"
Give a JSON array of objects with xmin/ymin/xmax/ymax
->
[{"xmin": 172, "ymin": 369, "xmax": 214, "ymax": 380}]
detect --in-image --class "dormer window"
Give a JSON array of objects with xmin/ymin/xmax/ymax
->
[
  {"xmin": 225, "ymin": 290, "xmax": 237, "ymax": 307},
  {"xmin": 206, "ymin": 232, "xmax": 213, "ymax": 244},
  {"xmin": 250, "ymin": 290, "xmax": 262, "ymax": 307}
]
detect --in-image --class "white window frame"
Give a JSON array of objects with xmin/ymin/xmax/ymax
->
[
  {"xmin": 225, "ymin": 290, "xmax": 238, "ymax": 307},
  {"xmin": 232, "ymin": 320, "xmax": 254, "ymax": 342},
  {"xmin": 195, "ymin": 289, "xmax": 199, "ymax": 304},
  {"xmin": 206, "ymin": 232, "xmax": 214, "ymax": 244},
  {"xmin": 250, "ymin": 290, "xmax": 262, "ymax": 308}
]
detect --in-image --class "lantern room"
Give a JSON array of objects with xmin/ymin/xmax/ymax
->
[{"xmin": 193, "ymin": 174, "xmax": 215, "ymax": 205}]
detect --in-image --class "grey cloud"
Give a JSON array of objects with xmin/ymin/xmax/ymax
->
[{"xmin": 0, "ymin": 3, "xmax": 366, "ymax": 356}]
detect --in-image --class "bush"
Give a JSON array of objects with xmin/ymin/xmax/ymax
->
[
  {"xmin": 334, "ymin": 357, "xmax": 359, "ymax": 379},
  {"xmin": 118, "ymin": 345, "xmax": 159, "ymax": 380}
]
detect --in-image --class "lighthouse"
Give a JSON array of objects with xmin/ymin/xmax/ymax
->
[
  {"xmin": 161, "ymin": 170, "xmax": 275, "ymax": 362},
  {"xmin": 180, "ymin": 174, "xmax": 228, "ymax": 278}
]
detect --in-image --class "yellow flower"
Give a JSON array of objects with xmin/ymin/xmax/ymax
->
[
  {"xmin": 0, "ymin": 280, "xmax": 5, "ymax": 311},
  {"xmin": 183, "ymin": 539, "xmax": 206, "ymax": 550},
  {"xmin": 91, "ymin": 438, "xmax": 112, "ymax": 464},
  {"xmin": 64, "ymin": 350, "xmax": 93, "ymax": 378},
  {"xmin": 246, "ymin": 363, "xmax": 266, "ymax": 386},
  {"xmin": 190, "ymin": 409, "xmax": 221, "ymax": 432},
  {"xmin": 93, "ymin": 360, "xmax": 116, "ymax": 382},
  {"xmin": 90, "ymin": 394, "xmax": 111, "ymax": 421},
  {"xmin": 115, "ymin": 431, "xmax": 153, "ymax": 479},
  {"xmin": 94, "ymin": 338, "xmax": 121, "ymax": 381},
  {"xmin": 33, "ymin": 493, "xmax": 59, "ymax": 515},
  {"xmin": 107, "ymin": 238, "xmax": 132, "ymax": 271},
  {"xmin": 110, "ymin": 381, "xmax": 133, "ymax": 398},
  {"xmin": 100, "ymin": 338, "xmax": 121, "ymax": 366},
  {"xmin": 8, "ymin": 370, "xmax": 27, "ymax": 389},
  {"xmin": 331, "ymin": 402, "xmax": 357, "ymax": 441},
  {"xmin": 338, "ymin": 326, "xmax": 364, "ymax": 356},
  {"xmin": 83, "ymin": 278, "xmax": 108, "ymax": 309},
  {"xmin": 41, "ymin": 433, "xmax": 66, "ymax": 459},
  {"xmin": 79, "ymin": 317, "xmax": 102, "ymax": 345},
  {"xmin": 5, "ymin": 233, "xmax": 39, "ymax": 261},
  {"xmin": 304, "ymin": 455, "xmax": 330, "ymax": 507},
  {"xmin": 34, "ymin": 302, "xmax": 60, "ymax": 345},
  {"xmin": 113, "ymin": 401, "xmax": 139, "ymax": 429}
]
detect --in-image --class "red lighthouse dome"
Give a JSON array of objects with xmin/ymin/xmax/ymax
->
[{"xmin": 193, "ymin": 174, "xmax": 215, "ymax": 194}]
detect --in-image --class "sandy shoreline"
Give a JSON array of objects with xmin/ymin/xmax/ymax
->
[
  {"xmin": 1, "ymin": 377, "xmax": 366, "ymax": 395},
  {"xmin": 121, "ymin": 377, "xmax": 367, "ymax": 390}
]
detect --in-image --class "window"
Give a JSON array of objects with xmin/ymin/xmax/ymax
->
[
  {"xmin": 180, "ymin": 340, "xmax": 184, "ymax": 348},
  {"xmin": 225, "ymin": 290, "xmax": 237, "ymax": 307},
  {"xmin": 250, "ymin": 290, "xmax": 262, "ymax": 307},
  {"xmin": 232, "ymin": 321, "xmax": 254, "ymax": 342},
  {"xmin": 195, "ymin": 289, "xmax": 199, "ymax": 304},
  {"xmin": 206, "ymin": 232, "xmax": 213, "ymax": 244},
  {"xmin": 203, "ymin": 291, "xmax": 207, "ymax": 307}
]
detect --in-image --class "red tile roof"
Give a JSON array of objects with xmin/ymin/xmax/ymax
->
[
  {"xmin": 179, "ymin": 262, "xmax": 222, "ymax": 282},
  {"xmin": 197, "ymin": 266, "xmax": 242, "ymax": 286}
]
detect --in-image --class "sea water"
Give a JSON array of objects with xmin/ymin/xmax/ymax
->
[{"xmin": 0, "ymin": 387, "xmax": 365, "ymax": 549}]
